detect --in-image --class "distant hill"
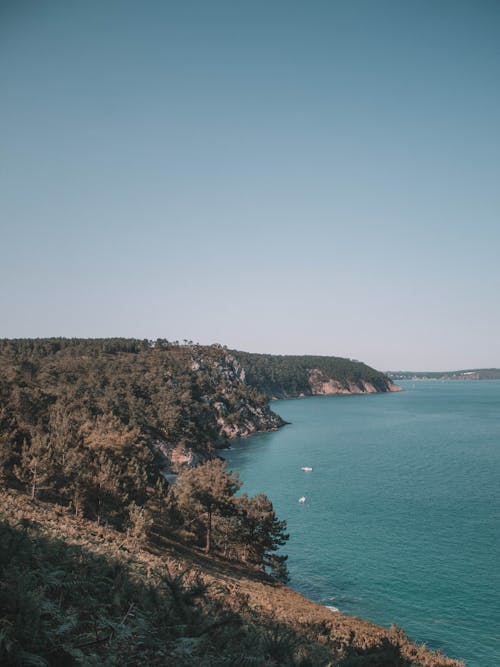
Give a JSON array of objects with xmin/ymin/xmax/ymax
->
[
  {"xmin": 232, "ymin": 350, "xmax": 400, "ymax": 398},
  {"xmin": 388, "ymin": 368, "xmax": 500, "ymax": 380}
]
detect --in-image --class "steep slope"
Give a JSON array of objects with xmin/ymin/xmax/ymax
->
[
  {"xmin": 0, "ymin": 489, "xmax": 465, "ymax": 667},
  {"xmin": 0, "ymin": 339, "xmax": 400, "ymax": 475},
  {"xmin": 0, "ymin": 339, "xmax": 284, "ymax": 473},
  {"xmin": 232, "ymin": 350, "xmax": 401, "ymax": 398}
]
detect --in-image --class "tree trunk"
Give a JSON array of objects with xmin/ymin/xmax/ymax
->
[
  {"xmin": 205, "ymin": 508, "xmax": 212, "ymax": 553},
  {"xmin": 31, "ymin": 462, "xmax": 37, "ymax": 500}
]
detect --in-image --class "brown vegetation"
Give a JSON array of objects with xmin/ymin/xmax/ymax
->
[{"xmin": 0, "ymin": 489, "xmax": 465, "ymax": 666}]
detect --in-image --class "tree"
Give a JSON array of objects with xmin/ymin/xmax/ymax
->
[
  {"xmin": 236, "ymin": 492, "xmax": 289, "ymax": 581},
  {"xmin": 14, "ymin": 432, "xmax": 54, "ymax": 500},
  {"xmin": 127, "ymin": 501, "xmax": 154, "ymax": 545},
  {"xmin": 174, "ymin": 460, "xmax": 241, "ymax": 553}
]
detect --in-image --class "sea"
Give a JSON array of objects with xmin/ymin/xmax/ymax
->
[{"xmin": 223, "ymin": 380, "xmax": 500, "ymax": 667}]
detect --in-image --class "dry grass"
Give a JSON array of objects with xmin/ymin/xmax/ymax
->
[{"xmin": 0, "ymin": 489, "xmax": 465, "ymax": 666}]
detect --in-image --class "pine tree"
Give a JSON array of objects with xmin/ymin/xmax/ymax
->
[
  {"xmin": 14, "ymin": 432, "xmax": 54, "ymax": 500},
  {"xmin": 127, "ymin": 501, "xmax": 153, "ymax": 545},
  {"xmin": 174, "ymin": 460, "xmax": 241, "ymax": 553},
  {"xmin": 236, "ymin": 492, "xmax": 289, "ymax": 580}
]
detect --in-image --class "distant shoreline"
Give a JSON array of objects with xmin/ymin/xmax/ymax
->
[{"xmin": 389, "ymin": 369, "xmax": 500, "ymax": 381}]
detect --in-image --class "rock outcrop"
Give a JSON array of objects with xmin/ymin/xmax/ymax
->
[
  {"xmin": 151, "ymin": 348, "xmax": 286, "ymax": 471},
  {"xmin": 308, "ymin": 368, "xmax": 402, "ymax": 395}
]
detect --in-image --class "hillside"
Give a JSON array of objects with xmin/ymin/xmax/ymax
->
[
  {"xmin": 0, "ymin": 339, "xmax": 399, "ymax": 475},
  {"xmin": 0, "ymin": 338, "xmax": 284, "ymax": 474},
  {"xmin": 0, "ymin": 339, "xmax": 459, "ymax": 667},
  {"xmin": 0, "ymin": 338, "xmax": 465, "ymax": 665},
  {"xmin": 0, "ymin": 488, "xmax": 464, "ymax": 666},
  {"xmin": 232, "ymin": 350, "xmax": 400, "ymax": 398}
]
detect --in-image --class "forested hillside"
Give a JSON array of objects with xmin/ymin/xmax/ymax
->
[
  {"xmin": 0, "ymin": 338, "xmax": 289, "ymax": 579},
  {"xmin": 232, "ymin": 350, "xmax": 398, "ymax": 398},
  {"xmin": 0, "ymin": 337, "xmax": 283, "ymax": 469},
  {"xmin": 0, "ymin": 339, "xmax": 462, "ymax": 666}
]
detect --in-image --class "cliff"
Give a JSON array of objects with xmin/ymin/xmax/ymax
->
[
  {"xmin": 0, "ymin": 339, "xmax": 461, "ymax": 665},
  {"xmin": 232, "ymin": 350, "xmax": 401, "ymax": 398}
]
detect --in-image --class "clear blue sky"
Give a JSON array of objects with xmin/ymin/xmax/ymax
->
[{"xmin": 1, "ymin": 0, "xmax": 499, "ymax": 371}]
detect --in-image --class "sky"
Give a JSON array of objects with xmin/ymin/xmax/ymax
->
[{"xmin": 1, "ymin": 0, "xmax": 499, "ymax": 371}]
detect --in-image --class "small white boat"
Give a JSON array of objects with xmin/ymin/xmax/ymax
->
[
  {"xmin": 298, "ymin": 496, "xmax": 306, "ymax": 503},
  {"xmin": 301, "ymin": 466, "xmax": 313, "ymax": 472}
]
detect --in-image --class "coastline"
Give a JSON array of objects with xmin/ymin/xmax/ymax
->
[
  {"xmin": 223, "ymin": 386, "xmax": 471, "ymax": 667},
  {"xmin": 0, "ymin": 488, "xmax": 465, "ymax": 667}
]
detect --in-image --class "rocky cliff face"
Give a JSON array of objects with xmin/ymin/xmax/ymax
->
[
  {"xmin": 155, "ymin": 350, "xmax": 403, "ymax": 471},
  {"xmin": 231, "ymin": 350, "xmax": 400, "ymax": 399},
  {"xmin": 308, "ymin": 369, "xmax": 402, "ymax": 395},
  {"xmin": 194, "ymin": 349, "xmax": 285, "ymax": 438},
  {"xmin": 152, "ymin": 348, "xmax": 285, "ymax": 471}
]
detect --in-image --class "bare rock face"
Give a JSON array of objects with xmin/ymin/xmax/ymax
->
[
  {"xmin": 308, "ymin": 369, "xmax": 400, "ymax": 395},
  {"xmin": 209, "ymin": 351, "xmax": 285, "ymax": 438},
  {"xmin": 216, "ymin": 404, "xmax": 284, "ymax": 439},
  {"xmin": 152, "ymin": 438, "xmax": 206, "ymax": 471},
  {"xmin": 388, "ymin": 381, "xmax": 403, "ymax": 392}
]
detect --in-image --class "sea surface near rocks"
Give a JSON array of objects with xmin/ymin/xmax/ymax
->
[{"xmin": 224, "ymin": 380, "xmax": 500, "ymax": 667}]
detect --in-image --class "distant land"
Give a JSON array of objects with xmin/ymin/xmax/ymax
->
[{"xmin": 388, "ymin": 368, "xmax": 500, "ymax": 380}]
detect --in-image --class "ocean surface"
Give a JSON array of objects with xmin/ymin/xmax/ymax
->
[{"xmin": 223, "ymin": 380, "xmax": 500, "ymax": 667}]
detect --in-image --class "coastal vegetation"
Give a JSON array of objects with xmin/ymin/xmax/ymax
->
[
  {"xmin": 232, "ymin": 350, "xmax": 396, "ymax": 397},
  {"xmin": 0, "ymin": 338, "xmax": 289, "ymax": 577},
  {"xmin": 0, "ymin": 338, "xmax": 462, "ymax": 665},
  {"xmin": 0, "ymin": 489, "xmax": 464, "ymax": 666}
]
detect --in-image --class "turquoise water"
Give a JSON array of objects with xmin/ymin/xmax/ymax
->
[{"xmin": 223, "ymin": 381, "xmax": 500, "ymax": 667}]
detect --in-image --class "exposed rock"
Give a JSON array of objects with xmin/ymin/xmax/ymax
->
[
  {"xmin": 150, "ymin": 350, "xmax": 285, "ymax": 471},
  {"xmin": 308, "ymin": 369, "xmax": 399, "ymax": 395}
]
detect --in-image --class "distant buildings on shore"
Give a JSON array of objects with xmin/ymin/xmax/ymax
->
[{"xmin": 388, "ymin": 369, "xmax": 500, "ymax": 381}]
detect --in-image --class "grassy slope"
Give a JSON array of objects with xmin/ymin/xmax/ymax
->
[{"xmin": 0, "ymin": 489, "xmax": 465, "ymax": 667}]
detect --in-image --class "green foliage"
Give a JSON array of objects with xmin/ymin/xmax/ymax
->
[
  {"xmin": 0, "ymin": 518, "xmax": 248, "ymax": 666},
  {"xmin": 175, "ymin": 460, "xmax": 242, "ymax": 553},
  {"xmin": 235, "ymin": 492, "xmax": 289, "ymax": 578},
  {"xmin": 174, "ymin": 461, "xmax": 289, "ymax": 580},
  {"xmin": 127, "ymin": 501, "xmax": 154, "ymax": 545},
  {"xmin": 0, "ymin": 339, "xmax": 289, "ymax": 576},
  {"xmin": 232, "ymin": 350, "xmax": 392, "ymax": 397},
  {"xmin": 0, "ymin": 517, "xmax": 310, "ymax": 666}
]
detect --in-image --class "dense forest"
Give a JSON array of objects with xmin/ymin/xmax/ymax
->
[
  {"xmin": 0, "ymin": 338, "xmax": 395, "ymax": 558},
  {"xmin": 0, "ymin": 338, "xmax": 287, "ymax": 578},
  {"xmin": 232, "ymin": 350, "xmax": 395, "ymax": 397}
]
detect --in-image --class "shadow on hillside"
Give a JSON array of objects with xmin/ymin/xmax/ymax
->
[
  {"xmin": 339, "ymin": 638, "xmax": 412, "ymax": 666},
  {"xmin": 150, "ymin": 528, "xmax": 275, "ymax": 584},
  {"xmin": 0, "ymin": 518, "xmax": 247, "ymax": 665}
]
